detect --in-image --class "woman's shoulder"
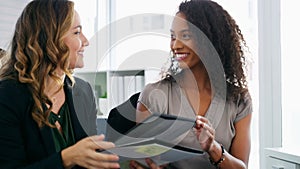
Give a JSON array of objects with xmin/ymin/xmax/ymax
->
[
  {"xmin": 74, "ymin": 76, "xmax": 89, "ymax": 86},
  {"xmin": 73, "ymin": 76, "xmax": 92, "ymax": 90},
  {"xmin": 0, "ymin": 79, "xmax": 31, "ymax": 103},
  {"xmin": 236, "ymin": 91, "xmax": 252, "ymax": 107},
  {"xmin": 0, "ymin": 78, "xmax": 27, "ymax": 90},
  {"xmin": 0, "ymin": 79, "xmax": 33, "ymax": 123},
  {"xmin": 145, "ymin": 76, "xmax": 176, "ymax": 87},
  {"xmin": 226, "ymin": 89, "xmax": 252, "ymax": 106},
  {"xmin": 143, "ymin": 78, "xmax": 173, "ymax": 91},
  {"xmin": 229, "ymin": 91, "xmax": 252, "ymax": 122}
]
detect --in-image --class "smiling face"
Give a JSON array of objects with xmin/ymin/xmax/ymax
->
[
  {"xmin": 170, "ymin": 12, "xmax": 201, "ymax": 70},
  {"xmin": 64, "ymin": 11, "xmax": 89, "ymax": 69}
]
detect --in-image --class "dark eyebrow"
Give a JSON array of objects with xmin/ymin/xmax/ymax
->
[{"xmin": 170, "ymin": 29, "xmax": 191, "ymax": 33}]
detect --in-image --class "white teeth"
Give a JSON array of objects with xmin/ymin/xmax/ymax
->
[{"xmin": 176, "ymin": 54, "xmax": 187, "ymax": 58}]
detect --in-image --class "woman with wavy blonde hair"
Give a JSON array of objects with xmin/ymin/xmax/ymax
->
[
  {"xmin": 0, "ymin": 48, "xmax": 5, "ymax": 58},
  {"xmin": 0, "ymin": 48, "xmax": 6, "ymax": 67},
  {"xmin": 0, "ymin": 0, "xmax": 120, "ymax": 168}
]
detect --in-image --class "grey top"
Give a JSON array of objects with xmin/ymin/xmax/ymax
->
[{"xmin": 138, "ymin": 78, "xmax": 252, "ymax": 169}]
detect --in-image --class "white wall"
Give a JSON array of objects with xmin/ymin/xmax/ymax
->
[{"xmin": 0, "ymin": 0, "xmax": 29, "ymax": 49}]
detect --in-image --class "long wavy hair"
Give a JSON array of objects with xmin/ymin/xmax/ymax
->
[
  {"xmin": 0, "ymin": 0, "xmax": 75, "ymax": 127},
  {"xmin": 0, "ymin": 48, "xmax": 5, "ymax": 59},
  {"xmin": 165, "ymin": 0, "xmax": 249, "ymax": 102}
]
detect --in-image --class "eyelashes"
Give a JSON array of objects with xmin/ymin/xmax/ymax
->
[{"xmin": 170, "ymin": 33, "xmax": 192, "ymax": 41}]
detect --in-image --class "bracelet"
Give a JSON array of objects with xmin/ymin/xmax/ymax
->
[{"xmin": 209, "ymin": 144, "xmax": 225, "ymax": 168}]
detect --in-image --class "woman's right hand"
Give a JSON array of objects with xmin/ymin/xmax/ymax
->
[
  {"xmin": 194, "ymin": 115, "xmax": 215, "ymax": 152},
  {"xmin": 129, "ymin": 159, "xmax": 167, "ymax": 169},
  {"xmin": 61, "ymin": 134, "xmax": 120, "ymax": 169}
]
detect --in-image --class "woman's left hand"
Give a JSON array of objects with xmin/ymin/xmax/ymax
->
[{"xmin": 194, "ymin": 116, "xmax": 215, "ymax": 152}]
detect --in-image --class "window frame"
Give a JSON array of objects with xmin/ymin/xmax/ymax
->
[{"xmin": 257, "ymin": 0, "xmax": 282, "ymax": 168}]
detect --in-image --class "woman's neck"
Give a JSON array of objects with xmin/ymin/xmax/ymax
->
[
  {"xmin": 44, "ymin": 74, "xmax": 66, "ymax": 114},
  {"xmin": 180, "ymin": 65, "xmax": 211, "ymax": 92},
  {"xmin": 44, "ymin": 70, "xmax": 65, "ymax": 98}
]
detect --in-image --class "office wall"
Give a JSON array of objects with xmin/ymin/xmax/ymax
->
[{"xmin": 0, "ymin": 0, "xmax": 29, "ymax": 49}]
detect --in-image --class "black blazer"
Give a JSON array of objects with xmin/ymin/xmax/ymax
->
[
  {"xmin": 0, "ymin": 77, "xmax": 90, "ymax": 169},
  {"xmin": 106, "ymin": 92, "xmax": 140, "ymax": 142}
]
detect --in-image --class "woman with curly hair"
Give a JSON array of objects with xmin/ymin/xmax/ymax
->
[
  {"xmin": 0, "ymin": 0, "xmax": 120, "ymax": 168},
  {"xmin": 132, "ymin": 0, "xmax": 252, "ymax": 168}
]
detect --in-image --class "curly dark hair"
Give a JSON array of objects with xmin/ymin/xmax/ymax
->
[{"xmin": 178, "ymin": 0, "xmax": 249, "ymax": 102}]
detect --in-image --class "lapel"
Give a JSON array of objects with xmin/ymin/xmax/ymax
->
[
  {"xmin": 38, "ymin": 77, "xmax": 87, "ymax": 155},
  {"xmin": 64, "ymin": 77, "xmax": 87, "ymax": 141}
]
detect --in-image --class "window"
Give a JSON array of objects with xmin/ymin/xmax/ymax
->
[
  {"xmin": 111, "ymin": 0, "xmax": 182, "ymax": 72},
  {"xmin": 257, "ymin": 0, "xmax": 282, "ymax": 168},
  {"xmin": 281, "ymin": 1, "xmax": 300, "ymax": 148}
]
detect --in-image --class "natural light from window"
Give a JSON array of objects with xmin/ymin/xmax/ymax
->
[{"xmin": 281, "ymin": 1, "xmax": 300, "ymax": 148}]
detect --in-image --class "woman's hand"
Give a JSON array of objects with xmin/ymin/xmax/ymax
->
[
  {"xmin": 61, "ymin": 134, "xmax": 120, "ymax": 169},
  {"xmin": 194, "ymin": 116, "xmax": 215, "ymax": 152},
  {"xmin": 129, "ymin": 158, "xmax": 167, "ymax": 169}
]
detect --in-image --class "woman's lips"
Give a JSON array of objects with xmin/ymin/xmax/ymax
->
[
  {"xmin": 77, "ymin": 50, "xmax": 84, "ymax": 57},
  {"xmin": 174, "ymin": 53, "xmax": 188, "ymax": 61}
]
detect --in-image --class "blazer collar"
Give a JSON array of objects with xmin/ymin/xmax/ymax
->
[{"xmin": 39, "ymin": 76, "xmax": 87, "ymax": 155}]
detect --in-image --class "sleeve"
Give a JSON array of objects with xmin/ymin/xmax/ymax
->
[
  {"xmin": 0, "ymin": 83, "xmax": 64, "ymax": 169},
  {"xmin": 138, "ymin": 82, "xmax": 169, "ymax": 114},
  {"xmin": 0, "ymin": 101, "xmax": 27, "ymax": 168},
  {"xmin": 234, "ymin": 92, "xmax": 253, "ymax": 123}
]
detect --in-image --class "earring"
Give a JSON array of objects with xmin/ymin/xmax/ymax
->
[{"xmin": 169, "ymin": 51, "xmax": 181, "ymax": 75}]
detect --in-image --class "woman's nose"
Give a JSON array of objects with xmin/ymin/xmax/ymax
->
[
  {"xmin": 82, "ymin": 34, "xmax": 89, "ymax": 47},
  {"xmin": 171, "ymin": 38, "xmax": 184, "ymax": 50}
]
